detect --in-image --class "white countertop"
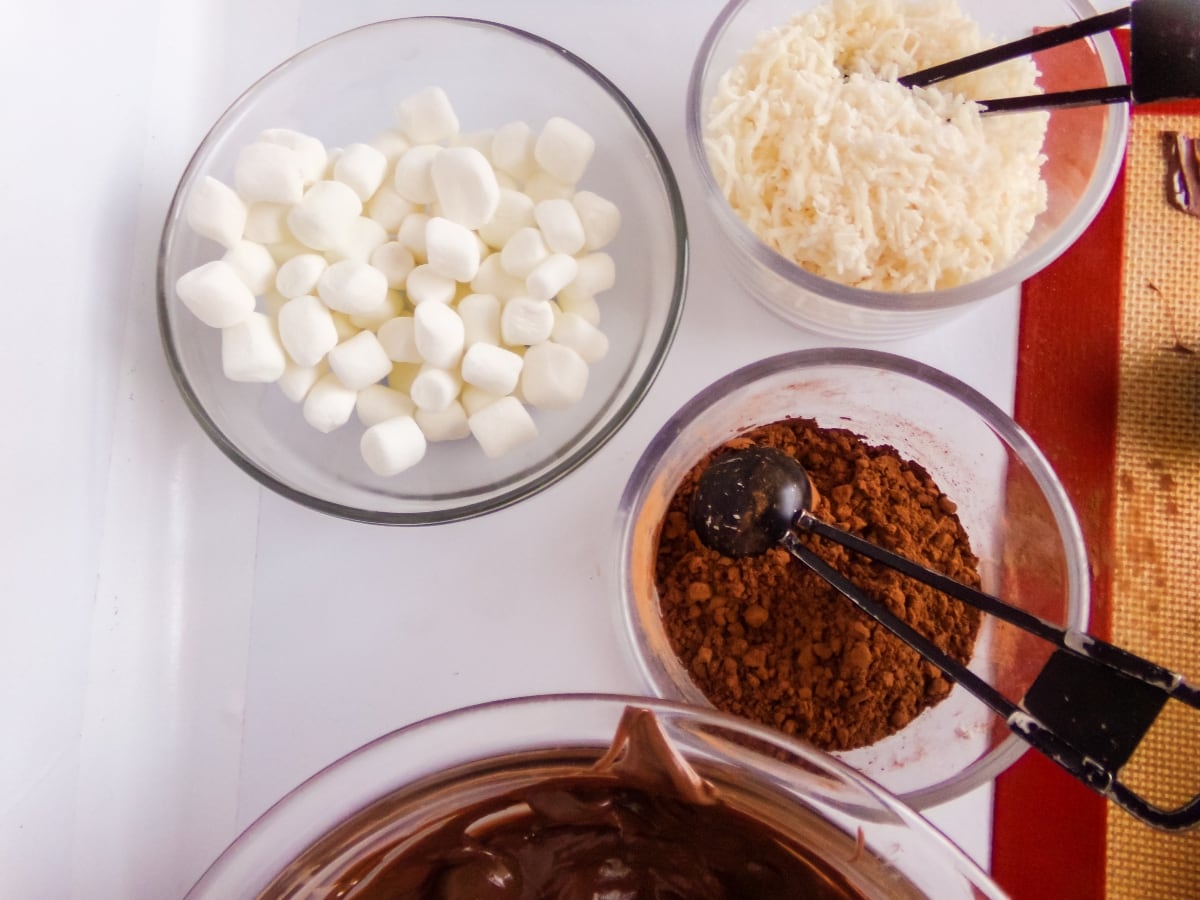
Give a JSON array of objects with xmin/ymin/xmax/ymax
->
[{"xmin": 1, "ymin": 1, "xmax": 1125, "ymax": 896}]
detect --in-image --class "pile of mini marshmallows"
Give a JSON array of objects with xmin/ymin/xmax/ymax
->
[{"xmin": 175, "ymin": 87, "xmax": 620, "ymax": 476}]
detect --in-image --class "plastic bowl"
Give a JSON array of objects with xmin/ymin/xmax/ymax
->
[
  {"xmin": 616, "ymin": 348, "xmax": 1090, "ymax": 809},
  {"xmin": 158, "ymin": 17, "xmax": 687, "ymax": 524},
  {"xmin": 184, "ymin": 694, "xmax": 1005, "ymax": 899},
  {"xmin": 687, "ymin": 0, "xmax": 1128, "ymax": 339}
]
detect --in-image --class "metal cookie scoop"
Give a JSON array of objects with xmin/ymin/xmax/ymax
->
[{"xmin": 690, "ymin": 445, "xmax": 1200, "ymax": 831}]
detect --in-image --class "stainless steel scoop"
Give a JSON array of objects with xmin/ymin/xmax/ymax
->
[{"xmin": 690, "ymin": 445, "xmax": 1200, "ymax": 831}]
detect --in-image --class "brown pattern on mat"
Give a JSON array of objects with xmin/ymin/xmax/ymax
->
[{"xmin": 1109, "ymin": 111, "xmax": 1200, "ymax": 900}]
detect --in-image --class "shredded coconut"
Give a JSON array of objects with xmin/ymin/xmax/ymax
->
[{"xmin": 705, "ymin": 0, "xmax": 1049, "ymax": 292}]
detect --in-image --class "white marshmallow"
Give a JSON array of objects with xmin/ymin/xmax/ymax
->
[
  {"xmin": 389, "ymin": 361, "xmax": 421, "ymax": 393},
  {"xmin": 468, "ymin": 396, "xmax": 538, "ymax": 459},
  {"xmin": 369, "ymin": 242, "xmax": 415, "ymax": 289},
  {"xmin": 405, "ymin": 264, "xmax": 456, "ymax": 306},
  {"xmin": 327, "ymin": 330, "xmax": 393, "ymax": 390},
  {"xmin": 397, "ymin": 87, "xmax": 460, "ymax": 145},
  {"xmin": 275, "ymin": 253, "xmax": 328, "ymax": 299},
  {"xmin": 409, "ymin": 365, "xmax": 462, "ymax": 412},
  {"xmin": 415, "ymin": 402, "xmax": 471, "ymax": 442},
  {"xmin": 268, "ymin": 238, "xmax": 311, "ymax": 265},
  {"xmin": 424, "ymin": 216, "xmax": 480, "ymax": 282},
  {"xmin": 323, "ymin": 147, "xmax": 343, "ymax": 179},
  {"xmin": 278, "ymin": 359, "xmax": 325, "ymax": 403},
  {"xmin": 330, "ymin": 311, "xmax": 360, "ymax": 341},
  {"xmin": 222, "ymin": 239, "xmax": 277, "ymax": 295},
  {"xmin": 471, "ymin": 253, "xmax": 527, "ymax": 300},
  {"xmin": 551, "ymin": 311, "xmax": 609, "ymax": 363},
  {"xmin": 500, "ymin": 295, "xmax": 555, "ymax": 346},
  {"xmin": 430, "ymin": 146, "xmax": 500, "ymax": 230},
  {"xmin": 477, "ymin": 188, "xmax": 536, "ymax": 250},
  {"xmin": 534, "ymin": 198, "xmax": 586, "ymax": 255},
  {"xmin": 457, "ymin": 292, "xmax": 501, "ymax": 347},
  {"xmin": 243, "ymin": 202, "xmax": 289, "ymax": 244},
  {"xmin": 573, "ymin": 190, "xmax": 621, "ymax": 250},
  {"xmin": 534, "ymin": 117, "xmax": 595, "ymax": 185},
  {"xmin": 377, "ymin": 316, "xmax": 422, "ymax": 363},
  {"xmin": 460, "ymin": 384, "xmax": 503, "ymax": 417},
  {"xmin": 368, "ymin": 130, "xmax": 410, "ymax": 162},
  {"xmin": 334, "ymin": 142, "xmax": 388, "ymax": 202},
  {"xmin": 356, "ymin": 383, "xmax": 416, "ymax": 426},
  {"xmin": 413, "ymin": 301, "xmax": 465, "ymax": 369},
  {"xmin": 277, "ymin": 294, "xmax": 339, "ymax": 368},
  {"xmin": 221, "ymin": 312, "xmax": 287, "ymax": 383},
  {"xmin": 461, "ymin": 342, "xmax": 523, "ymax": 396},
  {"xmin": 261, "ymin": 288, "xmax": 289, "ymax": 318},
  {"xmin": 317, "ymin": 259, "xmax": 388, "ymax": 314},
  {"xmin": 397, "ymin": 212, "xmax": 431, "ymax": 260},
  {"xmin": 176, "ymin": 260, "xmax": 256, "ymax": 328},
  {"xmin": 288, "ymin": 180, "xmax": 363, "ymax": 251},
  {"xmin": 393, "ymin": 144, "xmax": 441, "ymax": 204},
  {"xmin": 520, "ymin": 341, "xmax": 589, "ymax": 409},
  {"xmin": 556, "ymin": 289, "xmax": 601, "ymax": 327},
  {"xmin": 452, "ymin": 130, "xmax": 496, "ymax": 156},
  {"xmin": 361, "ymin": 415, "xmax": 427, "ymax": 475},
  {"xmin": 500, "ymin": 227, "xmax": 549, "ymax": 279},
  {"xmin": 365, "ymin": 183, "xmax": 416, "ymax": 232},
  {"xmin": 523, "ymin": 171, "xmax": 575, "ymax": 203},
  {"xmin": 258, "ymin": 128, "xmax": 327, "ymax": 185},
  {"xmin": 559, "ymin": 252, "xmax": 616, "ymax": 303},
  {"xmin": 349, "ymin": 289, "xmax": 405, "ymax": 331},
  {"xmin": 186, "ymin": 176, "xmax": 246, "ymax": 248},
  {"xmin": 303, "ymin": 373, "xmax": 358, "ymax": 432},
  {"xmin": 491, "ymin": 121, "xmax": 537, "ymax": 180},
  {"xmin": 329, "ymin": 216, "xmax": 388, "ymax": 262},
  {"xmin": 526, "ymin": 253, "xmax": 579, "ymax": 302},
  {"xmin": 234, "ymin": 141, "xmax": 305, "ymax": 205}
]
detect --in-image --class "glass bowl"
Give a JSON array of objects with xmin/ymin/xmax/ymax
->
[
  {"xmin": 687, "ymin": 0, "xmax": 1128, "ymax": 340},
  {"xmin": 615, "ymin": 348, "xmax": 1090, "ymax": 809},
  {"xmin": 158, "ymin": 17, "xmax": 687, "ymax": 524},
  {"xmin": 184, "ymin": 694, "xmax": 1005, "ymax": 899}
]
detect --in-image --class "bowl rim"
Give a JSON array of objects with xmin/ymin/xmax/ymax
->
[
  {"xmin": 615, "ymin": 346, "xmax": 1092, "ymax": 809},
  {"xmin": 685, "ymin": 0, "xmax": 1130, "ymax": 313},
  {"xmin": 157, "ymin": 15, "xmax": 689, "ymax": 525}
]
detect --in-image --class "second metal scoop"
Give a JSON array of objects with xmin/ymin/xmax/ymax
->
[{"xmin": 690, "ymin": 445, "xmax": 1200, "ymax": 831}]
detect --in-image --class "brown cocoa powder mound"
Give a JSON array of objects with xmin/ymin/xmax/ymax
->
[{"xmin": 653, "ymin": 417, "xmax": 983, "ymax": 752}]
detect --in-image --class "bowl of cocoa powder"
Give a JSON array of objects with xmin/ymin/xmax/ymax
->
[{"xmin": 615, "ymin": 348, "xmax": 1090, "ymax": 809}]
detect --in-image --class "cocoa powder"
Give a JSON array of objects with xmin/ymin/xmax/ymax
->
[{"xmin": 653, "ymin": 417, "xmax": 983, "ymax": 752}]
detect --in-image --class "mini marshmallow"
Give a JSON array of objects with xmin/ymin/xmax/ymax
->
[
  {"xmin": 460, "ymin": 384, "xmax": 503, "ymax": 417},
  {"xmin": 327, "ymin": 330, "xmax": 393, "ymax": 390},
  {"xmin": 277, "ymin": 294, "xmax": 339, "ymax": 368},
  {"xmin": 329, "ymin": 216, "xmax": 388, "ymax": 262},
  {"xmin": 361, "ymin": 415, "xmax": 427, "ymax": 476},
  {"xmin": 500, "ymin": 295, "xmax": 555, "ymax": 346},
  {"xmin": 452, "ymin": 130, "xmax": 496, "ymax": 155},
  {"xmin": 176, "ymin": 260, "xmax": 256, "ymax": 328},
  {"xmin": 268, "ymin": 238, "xmax": 311, "ymax": 265},
  {"xmin": 556, "ymin": 290, "xmax": 601, "ymax": 327},
  {"xmin": 478, "ymin": 188, "xmax": 536, "ymax": 250},
  {"xmin": 491, "ymin": 121, "xmax": 537, "ymax": 181},
  {"xmin": 234, "ymin": 141, "xmax": 305, "ymax": 205},
  {"xmin": 356, "ymin": 383, "xmax": 416, "ymax": 426},
  {"xmin": 500, "ymin": 227, "xmax": 549, "ymax": 279},
  {"xmin": 430, "ymin": 146, "xmax": 500, "ymax": 230},
  {"xmin": 559, "ymin": 252, "xmax": 616, "ymax": 303},
  {"xmin": 573, "ymin": 190, "xmax": 621, "ymax": 250},
  {"xmin": 409, "ymin": 365, "xmax": 462, "ymax": 412},
  {"xmin": 258, "ymin": 128, "xmax": 327, "ymax": 185},
  {"xmin": 393, "ymin": 144, "xmax": 441, "ymax": 204},
  {"xmin": 397, "ymin": 212, "xmax": 430, "ymax": 260},
  {"xmin": 424, "ymin": 216, "xmax": 480, "ymax": 282},
  {"xmin": 534, "ymin": 117, "xmax": 595, "ymax": 185},
  {"xmin": 397, "ymin": 87, "xmax": 459, "ymax": 145},
  {"xmin": 405, "ymin": 264, "xmax": 456, "ymax": 306},
  {"xmin": 221, "ymin": 312, "xmax": 287, "ymax": 383},
  {"xmin": 415, "ymin": 402, "xmax": 471, "ymax": 442},
  {"xmin": 303, "ymin": 373, "xmax": 358, "ymax": 432},
  {"xmin": 457, "ymin": 292, "xmax": 501, "ymax": 346},
  {"xmin": 468, "ymin": 396, "xmax": 538, "ymax": 459},
  {"xmin": 534, "ymin": 198, "xmax": 586, "ymax": 256},
  {"xmin": 288, "ymin": 180, "xmax": 362, "ymax": 252},
  {"xmin": 470, "ymin": 253, "xmax": 527, "ymax": 300},
  {"xmin": 349, "ymin": 289, "xmax": 405, "ymax": 331},
  {"xmin": 330, "ymin": 311, "xmax": 360, "ymax": 341},
  {"xmin": 413, "ymin": 301, "xmax": 465, "ymax": 369},
  {"xmin": 365, "ymin": 183, "xmax": 416, "ymax": 232},
  {"xmin": 334, "ymin": 142, "xmax": 388, "ymax": 202},
  {"xmin": 222, "ymin": 239, "xmax": 277, "ymax": 295},
  {"xmin": 526, "ymin": 253, "xmax": 579, "ymax": 302},
  {"xmin": 461, "ymin": 342, "xmax": 523, "ymax": 396},
  {"xmin": 243, "ymin": 202, "xmax": 290, "ymax": 245},
  {"xmin": 389, "ymin": 361, "xmax": 421, "ymax": 394},
  {"xmin": 323, "ymin": 147, "xmax": 343, "ymax": 179},
  {"xmin": 520, "ymin": 341, "xmax": 589, "ymax": 409},
  {"xmin": 261, "ymin": 288, "xmax": 289, "ymax": 318},
  {"xmin": 551, "ymin": 311, "xmax": 609, "ymax": 363},
  {"xmin": 368, "ymin": 130, "xmax": 410, "ymax": 162},
  {"xmin": 370, "ymin": 242, "xmax": 416, "ymax": 289},
  {"xmin": 186, "ymin": 176, "xmax": 246, "ymax": 248},
  {"xmin": 317, "ymin": 259, "xmax": 388, "ymax": 315},
  {"xmin": 523, "ymin": 171, "xmax": 575, "ymax": 204},
  {"xmin": 377, "ymin": 316, "xmax": 422, "ymax": 363},
  {"xmin": 278, "ymin": 360, "xmax": 325, "ymax": 403},
  {"xmin": 275, "ymin": 253, "xmax": 328, "ymax": 299}
]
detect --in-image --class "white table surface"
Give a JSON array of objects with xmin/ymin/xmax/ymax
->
[{"xmin": 1, "ymin": 1, "xmax": 1125, "ymax": 896}]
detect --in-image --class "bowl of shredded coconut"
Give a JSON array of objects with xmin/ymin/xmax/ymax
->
[{"xmin": 688, "ymin": 0, "xmax": 1128, "ymax": 339}]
